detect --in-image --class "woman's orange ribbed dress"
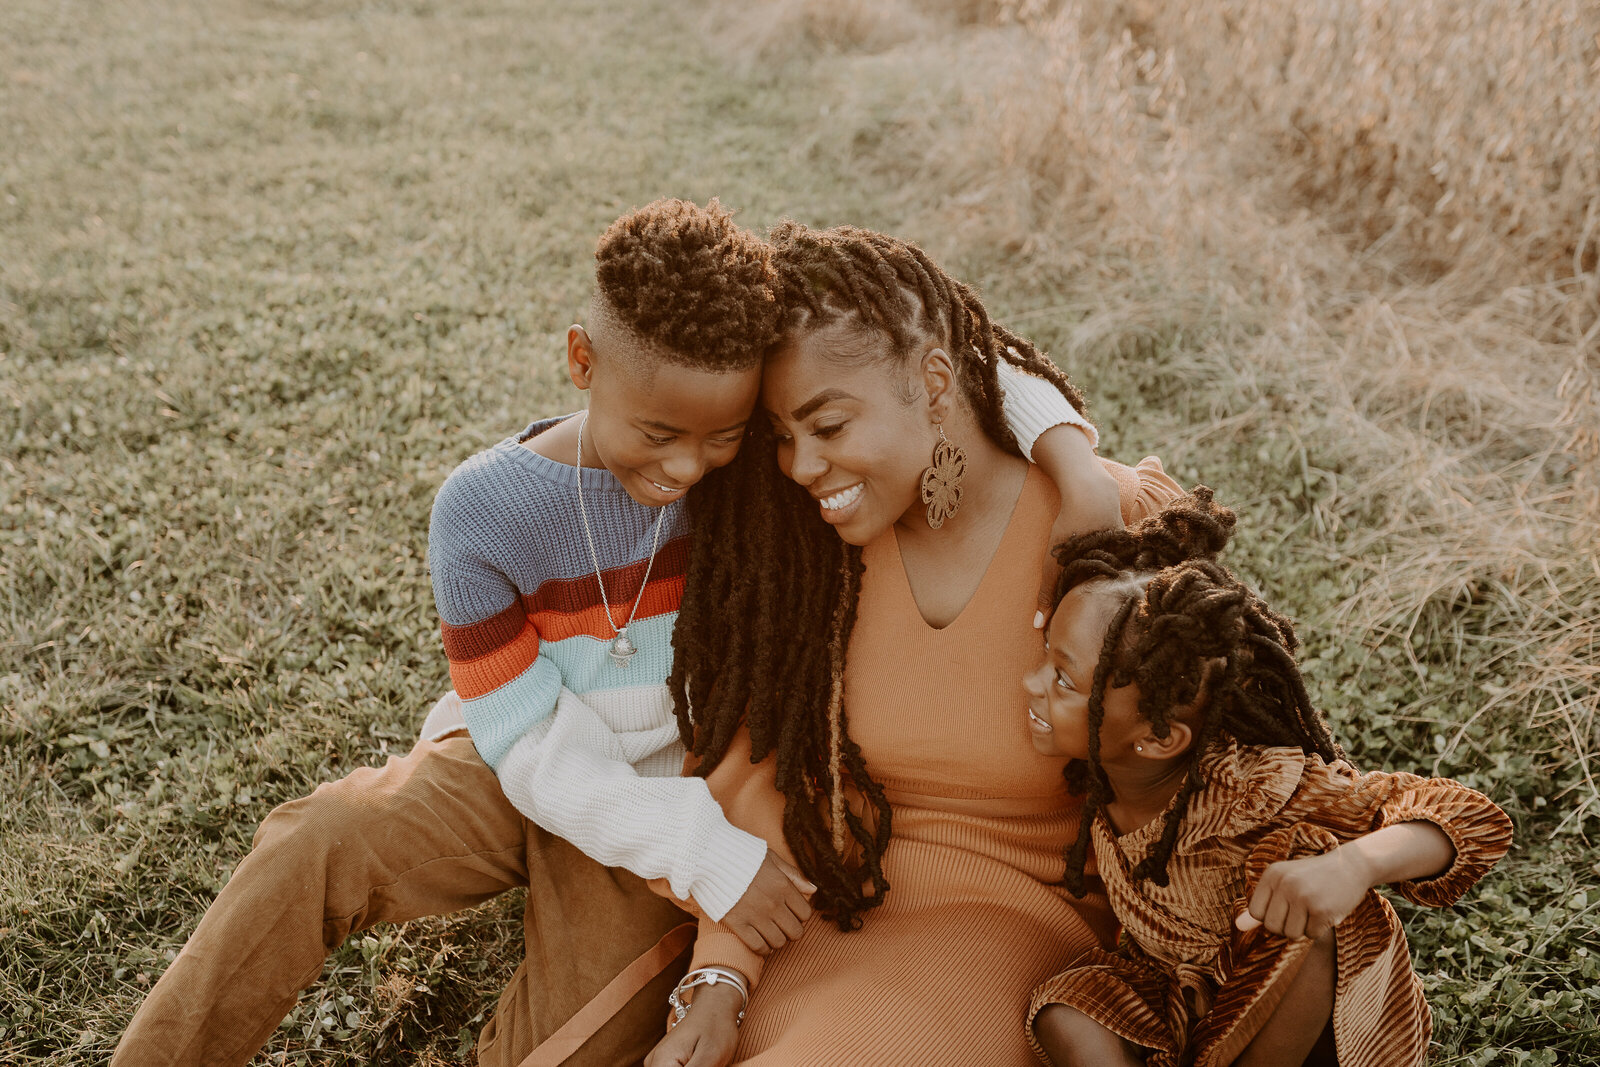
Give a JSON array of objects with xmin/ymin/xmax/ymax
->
[{"xmin": 688, "ymin": 464, "xmax": 1177, "ymax": 1065}]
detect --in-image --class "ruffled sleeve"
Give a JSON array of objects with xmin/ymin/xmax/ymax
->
[
  {"xmin": 1101, "ymin": 455, "xmax": 1185, "ymax": 526},
  {"xmin": 1285, "ymin": 757, "xmax": 1513, "ymax": 907},
  {"xmin": 1376, "ymin": 778, "xmax": 1514, "ymax": 906}
]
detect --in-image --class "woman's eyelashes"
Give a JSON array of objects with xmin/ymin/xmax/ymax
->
[
  {"xmin": 1055, "ymin": 670, "xmax": 1075, "ymax": 692},
  {"xmin": 766, "ymin": 419, "xmax": 845, "ymax": 443}
]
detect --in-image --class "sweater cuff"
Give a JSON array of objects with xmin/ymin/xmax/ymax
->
[
  {"xmin": 690, "ymin": 926, "xmax": 765, "ymax": 989},
  {"xmin": 685, "ymin": 817, "xmax": 770, "ymax": 923},
  {"xmin": 996, "ymin": 356, "xmax": 1098, "ymax": 457}
]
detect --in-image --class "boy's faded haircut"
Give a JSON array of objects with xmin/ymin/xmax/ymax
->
[{"xmin": 593, "ymin": 198, "xmax": 780, "ymax": 371}]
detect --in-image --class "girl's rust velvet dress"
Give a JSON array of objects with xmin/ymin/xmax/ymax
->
[{"xmin": 1027, "ymin": 745, "xmax": 1512, "ymax": 1067}]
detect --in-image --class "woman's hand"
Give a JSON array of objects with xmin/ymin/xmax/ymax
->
[
  {"xmin": 644, "ymin": 981, "xmax": 744, "ymax": 1067},
  {"xmin": 720, "ymin": 848, "xmax": 815, "ymax": 954},
  {"xmin": 1030, "ymin": 425, "xmax": 1123, "ymax": 625}
]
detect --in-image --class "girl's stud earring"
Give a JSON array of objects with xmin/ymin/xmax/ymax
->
[
  {"xmin": 1135, "ymin": 744, "xmax": 1145, "ymax": 753},
  {"xmin": 920, "ymin": 424, "xmax": 967, "ymax": 529}
]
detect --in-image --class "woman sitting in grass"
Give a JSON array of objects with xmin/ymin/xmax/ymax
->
[
  {"xmin": 645, "ymin": 221, "xmax": 1182, "ymax": 1066},
  {"xmin": 1023, "ymin": 490, "xmax": 1513, "ymax": 1067}
]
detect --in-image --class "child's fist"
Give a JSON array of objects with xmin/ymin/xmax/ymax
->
[
  {"xmin": 721, "ymin": 849, "xmax": 815, "ymax": 954},
  {"xmin": 1235, "ymin": 848, "xmax": 1370, "ymax": 941}
]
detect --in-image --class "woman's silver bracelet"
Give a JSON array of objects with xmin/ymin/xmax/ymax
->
[{"xmin": 668, "ymin": 966, "xmax": 749, "ymax": 1028}]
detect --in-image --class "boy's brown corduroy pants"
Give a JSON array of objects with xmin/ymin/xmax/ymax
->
[{"xmin": 112, "ymin": 734, "xmax": 691, "ymax": 1067}]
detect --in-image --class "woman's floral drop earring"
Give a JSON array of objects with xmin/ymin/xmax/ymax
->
[{"xmin": 920, "ymin": 424, "xmax": 967, "ymax": 529}]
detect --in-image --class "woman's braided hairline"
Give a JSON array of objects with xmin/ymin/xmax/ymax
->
[
  {"xmin": 670, "ymin": 221, "xmax": 1090, "ymax": 928},
  {"xmin": 593, "ymin": 198, "xmax": 779, "ymax": 370},
  {"xmin": 1054, "ymin": 489, "xmax": 1346, "ymax": 896}
]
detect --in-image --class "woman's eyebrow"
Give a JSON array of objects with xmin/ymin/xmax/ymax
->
[{"xmin": 791, "ymin": 388, "xmax": 853, "ymax": 421}]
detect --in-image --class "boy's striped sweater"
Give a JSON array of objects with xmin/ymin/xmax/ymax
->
[{"xmin": 426, "ymin": 416, "xmax": 767, "ymax": 920}]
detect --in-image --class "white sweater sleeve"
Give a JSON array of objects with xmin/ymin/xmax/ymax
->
[
  {"xmin": 495, "ymin": 686, "xmax": 768, "ymax": 922},
  {"xmin": 996, "ymin": 355, "xmax": 1099, "ymax": 457}
]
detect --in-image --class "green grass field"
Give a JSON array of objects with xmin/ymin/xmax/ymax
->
[{"xmin": 3, "ymin": 0, "xmax": 1596, "ymax": 1062}]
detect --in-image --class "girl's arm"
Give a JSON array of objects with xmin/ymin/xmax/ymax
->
[
  {"xmin": 1238, "ymin": 770, "xmax": 1513, "ymax": 940},
  {"xmin": 1237, "ymin": 821, "xmax": 1456, "ymax": 940}
]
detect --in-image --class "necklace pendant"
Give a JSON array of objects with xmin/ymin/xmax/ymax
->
[{"xmin": 609, "ymin": 631, "xmax": 637, "ymax": 668}]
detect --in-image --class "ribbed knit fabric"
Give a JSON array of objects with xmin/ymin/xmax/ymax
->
[
  {"xmin": 426, "ymin": 416, "xmax": 766, "ymax": 920},
  {"xmin": 1027, "ymin": 745, "xmax": 1513, "ymax": 1067},
  {"xmin": 995, "ymin": 357, "xmax": 1098, "ymax": 451},
  {"xmin": 685, "ymin": 463, "xmax": 1184, "ymax": 1065}
]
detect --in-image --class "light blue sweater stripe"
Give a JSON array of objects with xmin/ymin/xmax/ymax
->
[
  {"xmin": 539, "ymin": 613, "xmax": 678, "ymax": 696},
  {"xmin": 457, "ymin": 614, "xmax": 679, "ymax": 770},
  {"xmin": 461, "ymin": 654, "xmax": 563, "ymax": 768}
]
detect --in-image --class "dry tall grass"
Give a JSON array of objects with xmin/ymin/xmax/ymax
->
[{"xmin": 721, "ymin": 0, "xmax": 1599, "ymax": 824}]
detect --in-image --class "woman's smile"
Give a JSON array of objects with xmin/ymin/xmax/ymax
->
[
  {"xmin": 815, "ymin": 482, "xmax": 865, "ymax": 522},
  {"xmin": 761, "ymin": 322, "xmax": 940, "ymax": 545}
]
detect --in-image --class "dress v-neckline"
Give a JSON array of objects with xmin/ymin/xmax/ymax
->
[{"xmin": 882, "ymin": 464, "xmax": 1042, "ymax": 632}]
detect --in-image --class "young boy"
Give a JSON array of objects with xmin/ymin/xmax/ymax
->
[{"xmin": 113, "ymin": 198, "xmax": 813, "ymax": 1067}]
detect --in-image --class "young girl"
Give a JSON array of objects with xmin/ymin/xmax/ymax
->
[{"xmin": 1023, "ymin": 490, "xmax": 1513, "ymax": 1067}]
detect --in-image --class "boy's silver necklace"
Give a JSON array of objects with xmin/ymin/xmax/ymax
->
[{"xmin": 575, "ymin": 414, "xmax": 671, "ymax": 668}]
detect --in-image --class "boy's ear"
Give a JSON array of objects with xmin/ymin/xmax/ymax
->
[
  {"xmin": 567, "ymin": 325, "xmax": 596, "ymax": 391},
  {"xmin": 919, "ymin": 346, "xmax": 957, "ymax": 423}
]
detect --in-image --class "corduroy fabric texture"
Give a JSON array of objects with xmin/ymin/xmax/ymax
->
[
  {"xmin": 1026, "ymin": 745, "xmax": 1513, "ymax": 1067},
  {"xmin": 112, "ymin": 735, "xmax": 689, "ymax": 1067},
  {"xmin": 684, "ymin": 461, "xmax": 1184, "ymax": 1065}
]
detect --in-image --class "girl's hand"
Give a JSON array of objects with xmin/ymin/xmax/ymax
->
[
  {"xmin": 1236, "ymin": 821, "xmax": 1458, "ymax": 940},
  {"xmin": 1236, "ymin": 848, "xmax": 1369, "ymax": 941},
  {"xmin": 644, "ymin": 981, "xmax": 743, "ymax": 1067}
]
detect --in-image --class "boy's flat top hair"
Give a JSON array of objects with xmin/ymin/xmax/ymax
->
[{"xmin": 593, "ymin": 197, "xmax": 779, "ymax": 372}]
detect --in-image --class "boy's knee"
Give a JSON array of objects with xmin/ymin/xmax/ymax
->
[{"xmin": 249, "ymin": 773, "xmax": 379, "ymax": 855}]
